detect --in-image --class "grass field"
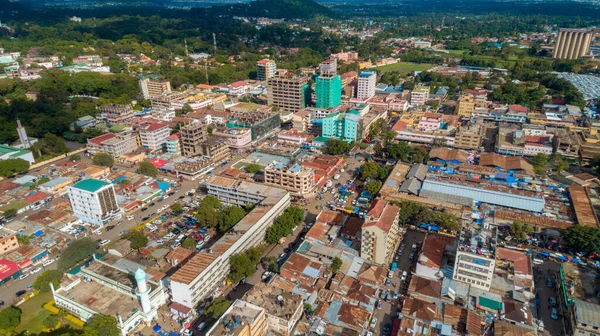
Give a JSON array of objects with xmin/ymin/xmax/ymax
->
[
  {"xmin": 446, "ymin": 49, "xmax": 535, "ymax": 69},
  {"xmin": 15, "ymin": 292, "xmax": 81, "ymax": 334},
  {"xmin": 372, "ymin": 62, "xmax": 434, "ymax": 74}
]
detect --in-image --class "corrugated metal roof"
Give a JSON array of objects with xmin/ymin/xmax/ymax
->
[
  {"xmin": 421, "ymin": 180, "xmax": 544, "ymax": 212},
  {"xmin": 575, "ymin": 299, "xmax": 600, "ymax": 328}
]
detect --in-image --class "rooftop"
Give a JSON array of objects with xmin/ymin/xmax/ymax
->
[
  {"xmin": 72, "ymin": 179, "xmax": 110, "ymax": 193},
  {"xmin": 242, "ymin": 282, "xmax": 303, "ymax": 319},
  {"xmin": 169, "ymin": 252, "xmax": 218, "ymax": 285}
]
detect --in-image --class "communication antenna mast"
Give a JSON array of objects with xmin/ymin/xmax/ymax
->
[
  {"xmin": 184, "ymin": 38, "xmax": 189, "ymax": 57},
  {"xmin": 213, "ymin": 33, "xmax": 217, "ymax": 55}
]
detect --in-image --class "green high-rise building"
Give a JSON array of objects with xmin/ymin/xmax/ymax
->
[{"xmin": 315, "ymin": 74, "xmax": 342, "ymax": 109}]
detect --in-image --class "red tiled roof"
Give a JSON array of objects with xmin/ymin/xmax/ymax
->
[
  {"xmin": 0, "ymin": 259, "xmax": 20, "ymax": 281},
  {"xmin": 88, "ymin": 133, "xmax": 116, "ymax": 146},
  {"xmin": 23, "ymin": 192, "xmax": 51, "ymax": 204},
  {"xmin": 392, "ymin": 120, "xmax": 407, "ymax": 131},
  {"xmin": 167, "ymin": 132, "xmax": 180, "ymax": 140},
  {"xmin": 496, "ymin": 247, "xmax": 532, "ymax": 275},
  {"xmin": 508, "ymin": 104, "xmax": 528, "ymax": 113},
  {"xmin": 143, "ymin": 123, "xmax": 169, "ymax": 132},
  {"xmin": 363, "ymin": 200, "xmax": 400, "ymax": 232},
  {"xmin": 229, "ymin": 80, "xmax": 248, "ymax": 88},
  {"xmin": 422, "ymin": 112, "xmax": 443, "ymax": 119},
  {"xmin": 257, "ymin": 59, "xmax": 271, "ymax": 65},
  {"xmin": 419, "ymin": 234, "xmax": 455, "ymax": 270}
]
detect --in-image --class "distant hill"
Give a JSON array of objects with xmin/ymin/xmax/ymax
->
[{"xmin": 207, "ymin": 0, "xmax": 334, "ymax": 18}]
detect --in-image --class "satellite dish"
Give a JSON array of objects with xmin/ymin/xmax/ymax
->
[{"xmin": 277, "ymin": 295, "xmax": 284, "ymax": 302}]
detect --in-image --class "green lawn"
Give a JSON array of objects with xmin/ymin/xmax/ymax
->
[
  {"xmin": 14, "ymin": 292, "xmax": 81, "ymax": 334},
  {"xmin": 372, "ymin": 62, "xmax": 434, "ymax": 74}
]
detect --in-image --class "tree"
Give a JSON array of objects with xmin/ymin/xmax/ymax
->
[
  {"xmin": 229, "ymin": 246, "xmax": 262, "ymax": 283},
  {"xmin": 365, "ymin": 180, "xmax": 383, "ymax": 196},
  {"xmin": 361, "ymin": 162, "xmax": 380, "ymax": 180},
  {"xmin": 17, "ymin": 234, "xmax": 31, "ymax": 245},
  {"xmin": 3, "ymin": 208, "xmax": 17, "ymax": 218},
  {"xmin": 381, "ymin": 130, "xmax": 396, "ymax": 144},
  {"xmin": 245, "ymin": 163, "xmax": 263, "ymax": 174},
  {"xmin": 195, "ymin": 203, "xmax": 219, "ymax": 228},
  {"xmin": 409, "ymin": 146, "xmax": 428, "ymax": 164},
  {"xmin": 57, "ymin": 238, "xmax": 97, "ymax": 271},
  {"xmin": 82, "ymin": 315, "xmax": 120, "ymax": 336},
  {"xmin": 204, "ymin": 297, "xmax": 232, "ymax": 320},
  {"xmin": 218, "ymin": 206, "xmax": 247, "ymax": 233},
  {"xmin": 92, "ymin": 153, "xmax": 114, "ymax": 167},
  {"xmin": 69, "ymin": 154, "xmax": 81, "ymax": 161},
  {"xmin": 117, "ymin": 179, "xmax": 131, "ymax": 186},
  {"xmin": 0, "ymin": 307, "xmax": 21, "ymax": 330},
  {"xmin": 170, "ymin": 203, "xmax": 183, "ymax": 213},
  {"xmin": 43, "ymin": 314, "xmax": 59, "ymax": 329},
  {"xmin": 32, "ymin": 270, "xmax": 63, "ymax": 293},
  {"xmin": 550, "ymin": 154, "xmax": 569, "ymax": 173},
  {"xmin": 0, "ymin": 158, "xmax": 30, "ymax": 177},
  {"xmin": 125, "ymin": 230, "xmax": 148, "ymax": 250},
  {"xmin": 181, "ymin": 237, "xmax": 196, "ymax": 249},
  {"xmin": 509, "ymin": 220, "xmax": 534, "ymax": 240},
  {"xmin": 139, "ymin": 161, "xmax": 159, "ymax": 178},
  {"xmin": 530, "ymin": 153, "xmax": 549, "ymax": 176},
  {"xmin": 324, "ymin": 138, "xmax": 352, "ymax": 155},
  {"xmin": 562, "ymin": 225, "xmax": 600, "ymax": 254},
  {"xmin": 265, "ymin": 206, "xmax": 304, "ymax": 244},
  {"xmin": 331, "ymin": 257, "xmax": 342, "ymax": 273},
  {"xmin": 201, "ymin": 195, "xmax": 222, "ymax": 209}
]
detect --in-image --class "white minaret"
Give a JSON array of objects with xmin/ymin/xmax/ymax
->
[{"xmin": 134, "ymin": 269, "xmax": 151, "ymax": 314}]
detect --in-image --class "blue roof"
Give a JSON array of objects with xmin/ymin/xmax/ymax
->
[
  {"xmin": 303, "ymin": 266, "xmax": 320, "ymax": 278},
  {"xmin": 421, "ymin": 180, "xmax": 545, "ymax": 212},
  {"xmin": 41, "ymin": 177, "xmax": 72, "ymax": 188}
]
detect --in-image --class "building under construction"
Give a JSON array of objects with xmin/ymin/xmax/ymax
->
[
  {"xmin": 180, "ymin": 121, "xmax": 230, "ymax": 161},
  {"xmin": 226, "ymin": 110, "xmax": 280, "ymax": 141}
]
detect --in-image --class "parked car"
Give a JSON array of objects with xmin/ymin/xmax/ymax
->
[
  {"xmin": 100, "ymin": 239, "xmax": 110, "ymax": 246},
  {"xmin": 42, "ymin": 259, "xmax": 55, "ymax": 267},
  {"xmin": 15, "ymin": 290, "xmax": 26, "ymax": 297},
  {"xmin": 549, "ymin": 297, "xmax": 558, "ymax": 306},
  {"xmin": 546, "ymin": 278, "xmax": 554, "ymax": 287},
  {"xmin": 30, "ymin": 267, "xmax": 42, "ymax": 274},
  {"xmin": 105, "ymin": 225, "xmax": 116, "ymax": 232},
  {"xmin": 551, "ymin": 308, "xmax": 559, "ymax": 320},
  {"xmin": 18, "ymin": 274, "xmax": 29, "ymax": 280},
  {"xmin": 369, "ymin": 317, "xmax": 377, "ymax": 329}
]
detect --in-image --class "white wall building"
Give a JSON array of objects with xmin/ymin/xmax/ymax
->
[
  {"xmin": 51, "ymin": 257, "xmax": 167, "ymax": 336},
  {"xmin": 170, "ymin": 177, "xmax": 290, "ymax": 308},
  {"xmin": 139, "ymin": 123, "xmax": 171, "ymax": 150},
  {"xmin": 357, "ymin": 70, "xmax": 377, "ymax": 100},
  {"xmin": 67, "ymin": 179, "xmax": 121, "ymax": 226},
  {"xmin": 452, "ymin": 250, "xmax": 496, "ymax": 291}
]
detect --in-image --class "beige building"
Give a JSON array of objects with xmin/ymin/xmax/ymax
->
[
  {"xmin": 454, "ymin": 124, "xmax": 485, "ymax": 150},
  {"xmin": 87, "ymin": 133, "xmax": 138, "ymax": 158},
  {"xmin": 361, "ymin": 199, "xmax": 401, "ymax": 265},
  {"xmin": 0, "ymin": 228, "xmax": 19, "ymax": 255},
  {"xmin": 264, "ymin": 163, "xmax": 316, "ymax": 197},
  {"xmin": 410, "ymin": 86, "xmax": 430, "ymax": 106},
  {"xmin": 206, "ymin": 300, "xmax": 267, "ymax": 336},
  {"xmin": 267, "ymin": 71, "xmax": 309, "ymax": 115},
  {"xmin": 553, "ymin": 28, "xmax": 592, "ymax": 60},
  {"xmin": 139, "ymin": 78, "xmax": 171, "ymax": 99},
  {"xmin": 180, "ymin": 122, "xmax": 209, "ymax": 157},
  {"xmin": 457, "ymin": 96, "xmax": 475, "ymax": 117},
  {"xmin": 242, "ymin": 283, "xmax": 304, "ymax": 336},
  {"xmin": 99, "ymin": 104, "xmax": 135, "ymax": 124}
]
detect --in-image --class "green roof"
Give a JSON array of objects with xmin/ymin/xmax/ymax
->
[
  {"xmin": 73, "ymin": 179, "xmax": 110, "ymax": 192},
  {"xmin": 479, "ymin": 296, "xmax": 502, "ymax": 310},
  {"xmin": 313, "ymin": 136, "xmax": 331, "ymax": 143},
  {"xmin": 110, "ymin": 124, "xmax": 126, "ymax": 132}
]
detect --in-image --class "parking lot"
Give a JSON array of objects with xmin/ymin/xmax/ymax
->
[
  {"xmin": 371, "ymin": 229, "xmax": 427, "ymax": 335},
  {"xmin": 533, "ymin": 260, "xmax": 565, "ymax": 336}
]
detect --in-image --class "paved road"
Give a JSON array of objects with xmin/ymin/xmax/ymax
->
[
  {"xmin": 0, "ymin": 262, "xmax": 58, "ymax": 307},
  {"xmin": 533, "ymin": 260, "xmax": 564, "ymax": 336},
  {"xmin": 371, "ymin": 229, "xmax": 427, "ymax": 335}
]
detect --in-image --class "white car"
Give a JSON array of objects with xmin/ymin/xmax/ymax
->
[
  {"xmin": 126, "ymin": 216, "xmax": 134, "ymax": 221},
  {"xmin": 42, "ymin": 259, "xmax": 55, "ymax": 267},
  {"xmin": 19, "ymin": 274, "xmax": 29, "ymax": 280},
  {"xmin": 369, "ymin": 317, "xmax": 377, "ymax": 329},
  {"xmin": 99, "ymin": 239, "xmax": 110, "ymax": 246},
  {"xmin": 30, "ymin": 267, "xmax": 42, "ymax": 274}
]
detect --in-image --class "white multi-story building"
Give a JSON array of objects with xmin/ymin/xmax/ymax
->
[
  {"xmin": 170, "ymin": 176, "xmax": 290, "ymax": 308},
  {"xmin": 139, "ymin": 78, "xmax": 171, "ymax": 99},
  {"xmin": 67, "ymin": 179, "xmax": 121, "ymax": 226},
  {"xmin": 139, "ymin": 123, "xmax": 171, "ymax": 151},
  {"xmin": 256, "ymin": 59, "xmax": 277, "ymax": 81},
  {"xmin": 87, "ymin": 133, "xmax": 138, "ymax": 158},
  {"xmin": 411, "ymin": 85, "xmax": 430, "ymax": 106},
  {"xmin": 165, "ymin": 133, "xmax": 181, "ymax": 155},
  {"xmin": 51, "ymin": 257, "xmax": 167, "ymax": 336},
  {"xmin": 357, "ymin": 70, "xmax": 377, "ymax": 99},
  {"xmin": 264, "ymin": 163, "xmax": 316, "ymax": 197},
  {"xmin": 453, "ymin": 250, "xmax": 496, "ymax": 290}
]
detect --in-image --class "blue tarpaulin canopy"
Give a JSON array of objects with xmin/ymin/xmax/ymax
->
[
  {"xmin": 153, "ymin": 325, "xmax": 162, "ymax": 332},
  {"xmin": 539, "ymin": 251, "xmax": 550, "ymax": 257}
]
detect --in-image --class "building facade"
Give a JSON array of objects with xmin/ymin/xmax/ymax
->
[
  {"xmin": 267, "ymin": 71, "xmax": 310, "ymax": 115},
  {"xmin": 256, "ymin": 59, "xmax": 277, "ymax": 81},
  {"xmin": 139, "ymin": 123, "xmax": 171, "ymax": 151},
  {"xmin": 553, "ymin": 28, "xmax": 592, "ymax": 60},
  {"xmin": 360, "ymin": 200, "xmax": 401, "ymax": 265},
  {"xmin": 357, "ymin": 70, "xmax": 376, "ymax": 100},
  {"xmin": 180, "ymin": 122, "xmax": 209, "ymax": 157},
  {"xmin": 139, "ymin": 78, "xmax": 171, "ymax": 99},
  {"xmin": 264, "ymin": 163, "xmax": 316, "ymax": 197},
  {"xmin": 322, "ymin": 113, "xmax": 363, "ymax": 142},
  {"xmin": 315, "ymin": 59, "xmax": 342, "ymax": 109},
  {"xmin": 165, "ymin": 133, "xmax": 181, "ymax": 155},
  {"xmin": 453, "ymin": 250, "xmax": 496, "ymax": 290},
  {"xmin": 67, "ymin": 179, "xmax": 121, "ymax": 226},
  {"xmin": 411, "ymin": 86, "xmax": 431, "ymax": 106}
]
